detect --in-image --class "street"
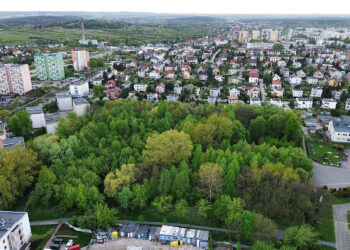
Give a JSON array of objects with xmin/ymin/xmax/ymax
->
[{"xmin": 333, "ymin": 203, "xmax": 350, "ymax": 250}]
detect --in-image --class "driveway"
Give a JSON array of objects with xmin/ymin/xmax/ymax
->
[
  {"xmin": 333, "ymin": 204, "xmax": 350, "ymax": 250},
  {"xmin": 313, "ymin": 163, "xmax": 350, "ymax": 188}
]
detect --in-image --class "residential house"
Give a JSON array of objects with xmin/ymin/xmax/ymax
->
[
  {"xmin": 156, "ymin": 83, "xmax": 165, "ymax": 94},
  {"xmin": 295, "ymin": 98, "xmax": 313, "ymax": 109},
  {"xmin": 310, "ymin": 88, "xmax": 323, "ymax": 98},
  {"xmin": 346, "ymin": 98, "xmax": 350, "ymax": 111},
  {"xmin": 313, "ymin": 70, "xmax": 324, "ymax": 79},
  {"xmin": 147, "ymin": 93, "xmax": 158, "ymax": 103},
  {"xmin": 297, "ymin": 70, "xmax": 307, "ymax": 78},
  {"xmin": 228, "ymin": 87, "xmax": 240, "ymax": 96},
  {"xmin": 134, "ymin": 83, "xmax": 148, "ymax": 92},
  {"xmin": 328, "ymin": 78, "xmax": 340, "ymax": 87},
  {"xmin": 332, "ymin": 90, "xmax": 343, "ymax": 100},
  {"xmin": 210, "ymin": 88, "xmax": 221, "ymax": 97},
  {"xmin": 272, "ymin": 88, "xmax": 284, "ymax": 97},
  {"xmin": 164, "ymin": 70, "xmax": 175, "ymax": 80},
  {"xmin": 183, "ymin": 70, "xmax": 191, "ymax": 80},
  {"xmin": 321, "ymin": 98, "xmax": 337, "ymax": 110},
  {"xmin": 249, "ymin": 69, "xmax": 259, "ymax": 84},
  {"xmin": 292, "ymin": 89, "xmax": 303, "ymax": 97},
  {"xmin": 149, "ymin": 70, "xmax": 161, "ymax": 79},
  {"xmin": 250, "ymin": 97, "xmax": 261, "ymax": 106},
  {"xmin": 269, "ymin": 98, "xmax": 283, "ymax": 108},
  {"xmin": 106, "ymin": 87, "xmax": 122, "ymax": 100},
  {"xmin": 289, "ymin": 75, "xmax": 302, "ymax": 86},
  {"xmin": 307, "ymin": 77, "xmax": 318, "ymax": 85},
  {"xmin": 247, "ymin": 87, "xmax": 260, "ymax": 99},
  {"xmin": 166, "ymin": 94, "xmax": 179, "ymax": 103}
]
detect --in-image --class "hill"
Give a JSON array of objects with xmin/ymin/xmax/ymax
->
[{"xmin": 0, "ymin": 15, "xmax": 79, "ymax": 27}]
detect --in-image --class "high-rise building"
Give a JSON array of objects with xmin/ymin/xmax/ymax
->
[
  {"xmin": 252, "ymin": 30, "xmax": 261, "ymax": 40},
  {"xmin": 269, "ymin": 30, "xmax": 280, "ymax": 42},
  {"xmin": 0, "ymin": 211, "xmax": 32, "ymax": 250},
  {"xmin": 72, "ymin": 49, "xmax": 90, "ymax": 71},
  {"xmin": 0, "ymin": 64, "xmax": 32, "ymax": 95},
  {"xmin": 238, "ymin": 30, "xmax": 249, "ymax": 43},
  {"xmin": 34, "ymin": 53, "xmax": 65, "ymax": 81}
]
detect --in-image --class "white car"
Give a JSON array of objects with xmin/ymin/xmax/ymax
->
[{"xmin": 65, "ymin": 239, "xmax": 74, "ymax": 249}]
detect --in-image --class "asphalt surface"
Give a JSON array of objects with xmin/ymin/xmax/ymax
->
[
  {"xmin": 312, "ymin": 162, "xmax": 350, "ymax": 188},
  {"xmin": 333, "ymin": 203, "xmax": 350, "ymax": 250}
]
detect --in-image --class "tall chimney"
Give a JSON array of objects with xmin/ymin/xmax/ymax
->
[{"xmin": 81, "ymin": 18, "xmax": 85, "ymax": 41}]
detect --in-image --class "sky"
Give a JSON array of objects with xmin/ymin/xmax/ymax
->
[{"xmin": 1, "ymin": 0, "xmax": 350, "ymax": 14}]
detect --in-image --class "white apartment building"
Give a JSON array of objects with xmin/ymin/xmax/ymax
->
[
  {"xmin": 321, "ymin": 98, "xmax": 337, "ymax": 110},
  {"xmin": 26, "ymin": 106, "xmax": 46, "ymax": 129},
  {"xmin": 56, "ymin": 93, "xmax": 73, "ymax": 111},
  {"xmin": 134, "ymin": 83, "xmax": 148, "ymax": 92},
  {"xmin": 73, "ymin": 98, "xmax": 90, "ymax": 116},
  {"xmin": 0, "ymin": 64, "xmax": 32, "ymax": 95},
  {"xmin": 292, "ymin": 89, "xmax": 303, "ymax": 98},
  {"xmin": 0, "ymin": 211, "xmax": 31, "ymax": 250},
  {"xmin": 69, "ymin": 81, "xmax": 89, "ymax": 97},
  {"xmin": 294, "ymin": 98, "xmax": 313, "ymax": 109},
  {"xmin": 328, "ymin": 121, "xmax": 350, "ymax": 143},
  {"xmin": 306, "ymin": 77, "xmax": 318, "ymax": 85},
  {"xmin": 209, "ymin": 88, "xmax": 220, "ymax": 97},
  {"xmin": 72, "ymin": 49, "xmax": 90, "ymax": 71},
  {"xmin": 310, "ymin": 88, "xmax": 323, "ymax": 98}
]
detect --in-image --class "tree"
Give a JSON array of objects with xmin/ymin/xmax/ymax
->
[
  {"xmin": 142, "ymin": 130, "xmax": 193, "ymax": 171},
  {"xmin": 94, "ymin": 203, "xmax": 119, "ymax": 229},
  {"xmin": 175, "ymin": 199, "xmax": 188, "ymax": 217},
  {"xmin": 284, "ymin": 113, "xmax": 302, "ymax": 144},
  {"xmin": 152, "ymin": 195, "xmax": 173, "ymax": 214},
  {"xmin": 172, "ymin": 170, "xmax": 190, "ymax": 200},
  {"xmin": 133, "ymin": 183, "xmax": 149, "ymax": 209},
  {"xmin": 239, "ymin": 211, "xmax": 255, "ymax": 240},
  {"xmin": 93, "ymin": 84, "xmax": 106, "ymax": 100},
  {"xmin": 0, "ymin": 146, "xmax": 38, "ymax": 208},
  {"xmin": 118, "ymin": 187, "xmax": 134, "ymax": 209},
  {"xmin": 249, "ymin": 116, "xmax": 267, "ymax": 143},
  {"xmin": 6, "ymin": 110, "xmax": 33, "ymax": 138},
  {"xmin": 199, "ymin": 163, "xmax": 224, "ymax": 202},
  {"xmin": 284, "ymin": 225, "xmax": 319, "ymax": 250},
  {"xmin": 158, "ymin": 169, "xmax": 172, "ymax": 195},
  {"xmin": 197, "ymin": 199, "xmax": 212, "ymax": 218},
  {"xmin": 104, "ymin": 164, "xmax": 136, "ymax": 198}
]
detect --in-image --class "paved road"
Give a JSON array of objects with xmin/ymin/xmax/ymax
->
[
  {"xmin": 312, "ymin": 163, "xmax": 350, "ymax": 188},
  {"xmin": 259, "ymin": 81, "xmax": 266, "ymax": 102},
  {"xmin": 210, "ymin": 49, "xmax": 220, "ymax": 64},
  {"xmin": 30, "ymin": 218, "xmax": 71, "ymax": 226},
  {"xmin": 333, "ymin": 204, "xmax": 350, "ymax": 250}
]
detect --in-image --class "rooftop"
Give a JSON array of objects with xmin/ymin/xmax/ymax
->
[
  {"xmin": 0, "ymin": 211, "xmax": 27, "ymax": 239},
  {"xmin": 73, "ymin": 98, "xmax": 89, "ymax": 105}
]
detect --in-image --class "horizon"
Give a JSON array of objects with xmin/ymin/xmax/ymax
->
[{"xmin": 1, "ymin": 0, "xmax": 350, "ymax": 15}]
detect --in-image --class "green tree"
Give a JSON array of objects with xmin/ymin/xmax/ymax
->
[
  {"xmin": 118, "ymin": 187, "xmax": 134, "ymax": 209},
  {"xmin": 158, "ymin": 168, "xmax": 172, "ymax": 195},
  {"xmin": 6, "ymin": 109, "xmax": 33, "ymax": 138},
  {"xmin": 197, "ymin": 199, "xmax": 212, "ymax": 218},
  {"xmin": 199, "ymin": 163, "xmax": 223, "ymax": 202},
  {"xmin": 172, "ymin": 170, "xmax": 190, "ymax": 200},
  {"xmin": 95, "ymin": 203, "xmax": 118, "ymax": 229},
  {"xmin": 152, "ymin": 195, "xmax": 173, "ymax": 214},
  {"xmin": 133, "ymin": 183, "xmax": 149, "ymax": 209},
  {"xmin": 93, "ymin": 84, "xmax": 106, "ymax": 100},
  {"xmin": 104, "ymin": 164, "xmax": 136, "ymax": 198},
  {"xmin": 175, "ymin": 199, "xmax": 188, "ymax": 217},
  {"xmin": 0, "ymin": 146, "xmax": 38, "ymax": 208},
  {"xmin": 142, "ymin": 130, "xmax": 193, "ymax": 171},
  {"xmin": 284, "ymin": 225, "xmax": 319, "ymax": 250},
  {"xmin": 249, "ymin": 116, "xmax": 267, "ymax": 143}
]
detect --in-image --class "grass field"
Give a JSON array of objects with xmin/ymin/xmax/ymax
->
[
  {"xmin": 306, "ymin": 136, "xmax": 344, "ymax": 166},
  {"xmin": 118, "ymin": 206, "xmax": 221, "ymax": 228},
  {"xmin": 30, "ymin": 225, "xmax": 56, "ymax": 250},
  {"xmin": 315, "ymin": 204, "xmax": 335, "ymax": 243},
  {"xmin": 0, "ymin": 24, "xmax": 217, "ymax": 45},
  {"xmin": 57, "ymin": 224, "xmax": 92, "ymax": 247}
]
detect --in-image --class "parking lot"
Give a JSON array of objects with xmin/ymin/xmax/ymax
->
[{"xmin": 85, "ymin": 238, "xmax": 202, "ymax": 250}]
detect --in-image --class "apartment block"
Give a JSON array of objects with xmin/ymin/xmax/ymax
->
[
  {"xmin": 72, "ymin": 49, "xmax": 90, "ymax": 71},
  {"xmin": 0, "ymin": 211, "xmax": 32, "ymax": 250},
  {"xmin": 34, "ymin": 53, "xmax": 65, "ymax": 80},
  {"xmin": 0, "ymin": 64, "xmax": 32, "ymax": 95}
]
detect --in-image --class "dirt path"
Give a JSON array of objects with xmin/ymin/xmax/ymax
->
[{"xmin": 43, "ymin": 223, "xmax": 62, "ymax": 249}]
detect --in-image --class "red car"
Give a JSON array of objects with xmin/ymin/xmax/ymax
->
[{"xmin": 68, "ymin": 245, "xmax": 80, "ymax": 250}]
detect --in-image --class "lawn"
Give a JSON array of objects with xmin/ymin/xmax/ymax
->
[
  {"xmin": 27, "ymin": 207, "xmax": 77, "ymax": 221},
  {"xmin": 30, "ymin": 225, "xmax": 56, "ymax": 250},
  {"xmin": 315, "ymin": 204, "xmax": 335, "ymax": 243},
  {"xmin": 348, "ymin": 212, "xmax": 350, "ymax": 229},
  {"xmin": 57, "ymin": 224, "xmax": 92, "ymax": 247},
  {"xmin": 118, "ymin": 206, "xmax": 222, "ymax": 228},
  {"xmin": 306, "ymin": 136, "xmax": 344, "ymax": 166}
]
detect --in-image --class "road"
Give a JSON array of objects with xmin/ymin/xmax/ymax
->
[
  {"xmin": 312, "ymin": 163, "xmax": 350, "ymax": 188},
  {"xmin": 259, "ymin": 80, "xmax": 266, "ymax": 103},
  {"xmin": 210, "ymin": 49, "xmax": 220, "ymax": 63},
  {"xmin": 333, "ymin": 203, "xmax": 350, "ymax": 250}
]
